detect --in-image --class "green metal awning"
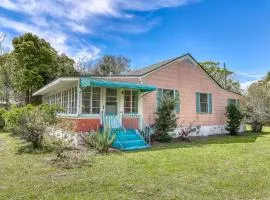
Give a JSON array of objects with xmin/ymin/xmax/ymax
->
[{"xmin": 80, "ymin": 77, "xmax": 156, "ymax": 92}]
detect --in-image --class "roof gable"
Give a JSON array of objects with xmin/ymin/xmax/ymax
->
[{"xmin": 128, "ymin": 53, "xmax": 242, "ymax": 96}]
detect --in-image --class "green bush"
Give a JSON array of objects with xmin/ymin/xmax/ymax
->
[
  {"xmin": 153, "ymin": 96, "xmax": 177, "ymax": 142},
  {"xmin": 3, "ymin": 104, "xmax": 34, "ymax": 135},
  {"xmin": 151, "ymin": 132, "xmax": 172, "ymax": 142},
  {"xmin": 40, "ymin": 104, "xmax": 62, "ymax": 125},
  {"xmin": 83, "ymin": 127, "xmax": 116, "ymax": 153},
  {"xmin": 0, "ymin": 108, "xmax": 6, "ymax": 129},
  {"xmin": 3, "ymin": 104, "xmax": 59, "ymax": 148},
  {"xmin": 225, "ymin": 104, "xmax": 244, "ymax": 135}
]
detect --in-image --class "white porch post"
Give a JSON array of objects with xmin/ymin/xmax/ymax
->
[
  {"xmin": 138, "ymin": 90, "xmax": 143, "ymax": 130},
  {"xmin": 118, "ymin": 88, "xmax": 124, "ymax": 126},
  {"xmin": 100, "ymin": 88, "xmax": 106, "ymax": 124},
  {"xmin": 76, "ymin": 81, "xmax": 81, "ymax": 116}
]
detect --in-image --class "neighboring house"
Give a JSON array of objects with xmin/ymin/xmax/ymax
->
[{"xmin": 33, "ymin": 53, "xmax": 244, "ymax": 150}]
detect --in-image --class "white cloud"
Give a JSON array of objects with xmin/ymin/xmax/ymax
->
[
  {"xmin": 240, "ymin": 80, "xmax": 257, "ymax": 91},
  {"xmin": 0, "ymin": 16, "xmax": 70, "ymax": 53},
  {"xmin": 118, "ymin": 0, "xmax": 196, "ymax": 11},
  {"xmin": 65, "ymin": 22, "xmax": 90, "ymax": 34},
  {"xmin": 74, "ymin": 46, "xmax": 101, "ymax": 62},
  {"xmin": 0, "ymin": 0, "xmax": 196, "ymax": 59}
]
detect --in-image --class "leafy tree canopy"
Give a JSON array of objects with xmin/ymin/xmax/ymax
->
[
  {"xmin": 91, "ymin": 55, "xmax": 131, "ymax": 75},
  {"xmin": 11, "ymin": 33, "xmax": 78, "ymax": 104},
  {"xmin": 245, "ymin": 74, "xmax": 270, "ymax": 132},
  {"xmin": 200, "ymin": 61, "xmax": 241, "ymax": 93}
]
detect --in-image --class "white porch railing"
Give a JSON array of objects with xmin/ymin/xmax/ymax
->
[
  {"xmin": 121, "ymin": 113, "xmax": 153, "ymax": 145},
  {"xmin": 101, "ymin": 112, "xmax": 153, "ymax": 146}
]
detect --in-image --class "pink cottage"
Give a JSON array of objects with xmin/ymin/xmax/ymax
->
[{"xmin": 33, "ymin": 54, "xmax": 244, "ymax": 150}]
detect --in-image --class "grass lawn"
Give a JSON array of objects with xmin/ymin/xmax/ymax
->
[{"xmin": 1, "ymin": 127, "xmax": 270, "ymax": 200}]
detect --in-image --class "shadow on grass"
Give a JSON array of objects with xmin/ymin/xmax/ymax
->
[
  {"xmin": 16, "ymin": 143, "xmax": 54, "ymax": 155},
  {"xmin": 128, "ymin": 132, "xmax": 270, "ymax": 153}
]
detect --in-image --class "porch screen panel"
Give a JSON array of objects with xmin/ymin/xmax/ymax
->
[
  {"xmin": 82, "ymin": 87, "xmax": 101, "ymax": 114},
  {"xmin": 124, "ymin": 90, "xmax": 138, "ymax": 114},
  {"xmin": 106, "ymin": 88, "xmax": 117, "ymax": 115},
  {"xmin": 132, "ymin": 90, "xmax": 138, "ymax": 113},
  {"xmin": 92, "ymin": 87, "xmax": 101, "ymax": 114},
  {"xmin": 82, "ymin": 87, "xmax": 91, "ymax": 114},
  {"xmin": 124, "ymin": 90, "xmax": 131, "ymax": 113}
]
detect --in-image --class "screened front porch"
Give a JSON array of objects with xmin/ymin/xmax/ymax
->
[{"xmin": 37, "ymin": 77, "xmax": 156, "ymax": 131}]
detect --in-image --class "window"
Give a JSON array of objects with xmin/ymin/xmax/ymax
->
[
  {"xmin": 200, "ymin": 93, "xmax": 208, "ymax": 113},
  {"xmin": 196, "ymin": 92, "xmax": 212, "ymax": 114},
  {"xmin": 106, "ymin": 88, "xmax": 117, "ymax": 115},
  {"xmin": 228, "ymin": 98, "xmax": 239, "ymax": 107},
  {"xmin": 82, "ymin": 87, "xmax": 101, "ymax": 114},
  {"xmin": 124, "ymin": 90, "xmax": 138, "ymax": 114},
  {"xmin": 44, "ymin": 87, "xmax": 78, "ymax": 115},
  {"xmin": 156, "ymin": 88, "xmax": 180, "ymax": 113}
]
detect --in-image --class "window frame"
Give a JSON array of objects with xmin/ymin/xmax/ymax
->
[
  {"xmin": 124, "ymin": 89, "xmax": 139, "ymax": 114},
  {"xmin": 156, "ymin": 88, "xmax": 180, "ymax": 113},
  {"xmin": 81, "ymin": 87, "xmax": 101, "ymax": 115},
  {"xmin": 43, "ymin": 86, "xmax": 78, "ymax": 115},
  {"xmin": 199, "ymin": 92, "xmax": 208, "ymax": 113}
]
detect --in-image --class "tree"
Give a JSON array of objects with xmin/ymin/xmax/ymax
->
[
  {"xmin": 0, "ymin": 53, "xmax": 14, "ymax": 108},
  {"xmin": 264, "ymin": 71, "xmax": 270, "ymax": 82},
  {"xmin": 0, "ymin": 33, "xmax": 14, "ymax": 108},
  {"xmin": 11, "ymin": 33, "xmax": 78, "ymax": 104},
  {"xmin": 245, "ymin": 75, "xmax": 270, "ymax": 132},
  {"xmin": 92, "ymin": 55, "xmax": 131, "ymax": 75},
  {"xmin": 75, "ymin": 57, "xmax": 95, "ymax": 75},
  {"xmin": 56, "ymin": 53, "xmax": 79, "ymax": 77},
  {"xmin": 225, "ymin": 104, "xmax": 244, "ymax": 135},
  {"xmin": 200, "ymin": 61, "xmax": 241, "ymax": 93},
  {"xmin": 153, "ymin": 96, "xmax": 177, "ymax": 142}
]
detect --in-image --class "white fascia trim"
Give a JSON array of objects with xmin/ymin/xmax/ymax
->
[
  {"xmin": 140, "ymin": 55, "xmax": 188, "ymax": 79},
  {"xmin": 33, "ymin": 77, "xmax": 79, "ymax": 96},
  {"xmin": 140, "ymin": 54, "xmax": 242, "ymax": 97},
  {"xmin": 91, "ymin": 76, "xmax": 139, "ymax": 79}
]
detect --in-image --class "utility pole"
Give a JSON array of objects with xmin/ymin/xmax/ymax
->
[{"xmin": 224, "ymin": 62, "xmax": 227, "ymax": 89}]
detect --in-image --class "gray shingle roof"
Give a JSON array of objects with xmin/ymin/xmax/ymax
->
[
  {"xmin": 126, "ymin": 53, "xmax": 242, "ymax": 96},
  {"xmin": 127, "ymin": 55, "xmax": 186, "ymax": 76}
]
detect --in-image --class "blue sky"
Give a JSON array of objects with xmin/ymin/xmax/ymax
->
[{"xmin": 0, "ymin": 0, "xmax": 269, "ymax": 88}]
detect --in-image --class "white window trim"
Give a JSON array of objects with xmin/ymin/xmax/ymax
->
[
  {"xmin": 81, "ymin": 87, "xmax": 102, "ymax": 115},
  {"xmin": 124, "ymin": 89, "xmax": 139, "ymax": 114}
]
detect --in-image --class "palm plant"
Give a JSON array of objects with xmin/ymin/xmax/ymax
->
[{"xmin": 84, "ymin": 127, "xmax": 116, "ymax": 153}]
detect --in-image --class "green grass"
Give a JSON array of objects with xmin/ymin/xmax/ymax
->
[{"xmin": 1, "ymin": 127, "xmax": 270, "ymax": 200}]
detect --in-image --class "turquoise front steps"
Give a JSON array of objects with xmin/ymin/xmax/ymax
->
[{"xmin": 112, "ymin": 129, "xmax": 150, "ymax": 151}]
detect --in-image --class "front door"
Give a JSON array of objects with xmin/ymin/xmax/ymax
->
[
  {"xmin": 104, "ymin": 88, "xmax": 119, "ymax": 128},
  {"xmin": 105, "ymin": 88, "xmax": 118, "ymax": 115}
]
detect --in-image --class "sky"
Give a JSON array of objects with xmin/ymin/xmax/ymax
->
[{"xmin": 0, "ymin": 0, "xmax": 269, "ymax": 89}]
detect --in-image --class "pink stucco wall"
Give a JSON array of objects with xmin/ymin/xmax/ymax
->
[
  {"xmin": 140, "ymin": 58, "xmax": 242, "ymax": 126},
  {"xmin": 104, "ymin": 57, "xmax": 243, "ymax": 127}
]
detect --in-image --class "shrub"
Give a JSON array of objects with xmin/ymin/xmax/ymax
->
[
  {"xmin": 83, "ymin": 127, "xmax": 116, "ymax": 153},
  {"xmin": 3, "ymin": 104, "xmax": 34, "ymax": 135},
  {"xmin": 40, "ymin": 104, "xmax": 62, "ymax": 125},
  {"xmin": 0, "ymin": 108, "xmax": 6, "ymax": 129},
  {"xmin": 3, "ymin": 104, "xmax": 59, "ymax": 148},
  {"xmin": 151, "ymin": 132, "xmax": 172, "ymax": 142},
  {"xmin": 245, "ymin": 78, "xmax": 270, "ymax": 132},
  {"xmin": 19, "ymin": 108, "xmax": 48, "ymax": 148},
  {"xmin": 153, "ymin": 96, "xmax": 177, "ymax": 142},
  {"xmin": 225, "ymin": 104, "xmax": 244, "ymax": 135}
]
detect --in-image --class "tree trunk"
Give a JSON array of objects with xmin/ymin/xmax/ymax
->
[
  {"xmin": 251, "ymin": 121, "xmax": 263, "ymax": 132},
  {"xmin": 4, "ymin": 83, "xmax": 9, "ymax": 109},
  {"xmin": 25, "ymin": 90, "xmax": 30, "ymax": 105}
]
